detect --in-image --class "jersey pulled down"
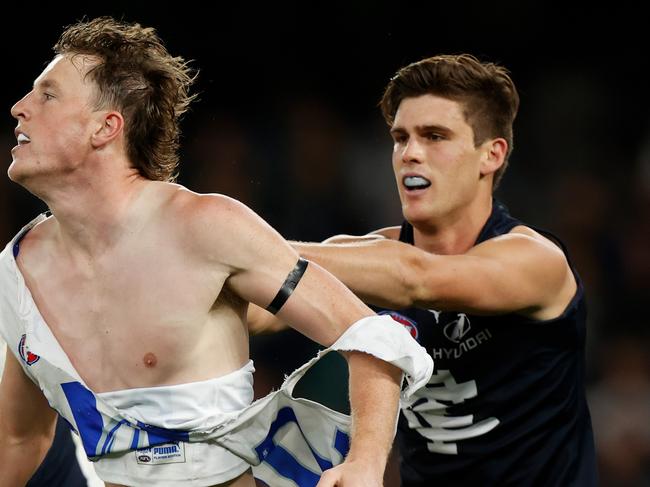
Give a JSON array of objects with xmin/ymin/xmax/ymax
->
[
  {"xmin": 0, "ymin": 215, "xmax": 434, "ymax": 487},
  {"xmin": 378, "ymin": 200, "xmax": 597, "ymax": 486}
]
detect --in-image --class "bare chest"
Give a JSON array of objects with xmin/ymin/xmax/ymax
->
[{"xmin": 19, "ymin": 245, "xmax": 228, "ymax": 391}]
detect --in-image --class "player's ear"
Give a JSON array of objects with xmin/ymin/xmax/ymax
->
[
  {"xmin": 91, "ymin": 111, "xmax": 124, "ymax": 148},
  {"xmin": 480, "ymin": 138, "xmax": 507, "ymax": 177}
]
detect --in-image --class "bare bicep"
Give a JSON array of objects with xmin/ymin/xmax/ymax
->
[
  {"xmin": 272, "ymin": 260, "xmax": 371, "ymax": 345},
  {"xmin": 191, "ymin": 195, "xmax": 372, "ymax": 345},
  {"xmin": 418, "ymin": 233, "xmax": 573, "ymax": 316}
]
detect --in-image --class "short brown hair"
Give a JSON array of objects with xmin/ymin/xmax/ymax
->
[
  {"xmin": 54, "ymin": 16, "xmax": 197, "ymax": 181},
  {"xmin": 380, "ymin": 54, "xmax": 519, "ymax": 188}
]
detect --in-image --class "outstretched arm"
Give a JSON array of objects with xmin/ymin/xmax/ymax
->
[
  {"xmin": 0, "ymin": 350, "xmax": 57, "ymax": 486},
  {"xmin": 190, "ymin": 195, "xmax": 405, "ymax": 485},
  {"xmin": 247, "ymin": 228, "xmax": 396, "ymax": 335},
  {"xmin": 294, "ymin": 226, "xmax": 577, "ymax": 320}
]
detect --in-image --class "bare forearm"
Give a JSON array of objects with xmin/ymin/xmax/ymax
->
[
  {"xmin": 293, "ymin": 240, "xmax": 416, "ymax": 309},
  {"xmin": 344, "ymin": 351, "xmax": 402, "ymax": 474},
  {"xmin": 0, "ymin": 435, "xmax": 52, "ymax": 486}
]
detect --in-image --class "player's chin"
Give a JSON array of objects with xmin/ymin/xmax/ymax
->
[
  {"xmin": 7, "ymin": 159, "xmax": 40, "ymax": 185},
  {"xmin": 7, "ymin": 160, "xmax": 25, "ymax": 183},
  {"xmin": 401, "ymin": 200, "xmax": 434, "ymax": 224}
]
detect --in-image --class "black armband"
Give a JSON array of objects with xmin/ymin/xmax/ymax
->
[{"xmin": 265, "ymin": 258, "xmax": 309, "ymax": 314}]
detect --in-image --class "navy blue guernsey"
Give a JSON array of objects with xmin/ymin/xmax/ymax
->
[{"xmin": 378, "ymin": 200, "xmax": 597, "ymax": 486}]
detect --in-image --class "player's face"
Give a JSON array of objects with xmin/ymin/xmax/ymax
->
[
  {"xmin": 8, "ymin": 54, "xmax": 101, "ymax": 186},
  {"xmin": 390, "ymin": 94, "xmax": 489, "ymax": 226}
]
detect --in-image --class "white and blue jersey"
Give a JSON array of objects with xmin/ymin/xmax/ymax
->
[{"xmin": 0, "ymin": 215, "xmax": 433, "ymax": 486}]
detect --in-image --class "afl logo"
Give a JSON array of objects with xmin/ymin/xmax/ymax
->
[
  {"xmin": 137, "ymin": 454, "xmax": 151, "ymax": 463},
  {"xmin": 379, "ymin": 311, "xmax": 419, "ymax": 340},
  {"xmin": 18, "ymin": 334, "xmax": 40, "ymax": 366}
]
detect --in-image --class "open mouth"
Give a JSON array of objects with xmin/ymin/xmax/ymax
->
[
  {"xmin": 17, "ymin": 133, "xmax": 31, "ymax": 145},
  {"xmin": 403, "ymin": 175, "xmax": 431, "ymax": 190}
]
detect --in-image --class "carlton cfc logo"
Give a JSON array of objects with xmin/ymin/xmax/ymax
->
[
  {"xmin": 380, "ymin": 311, "xmax": 419, "ymax": 340},
  {"xmin": 18, "ymin": 334, "xmax": 40, "ymax": 366}
]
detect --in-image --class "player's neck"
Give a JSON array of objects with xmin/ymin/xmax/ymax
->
[
  {"xmin": 43, "ymin": 167, "xmax": 153, "ymax": 257},
  {"xmin": 411, "ymin": 194, "xmax": 493, "ymax": 255}
]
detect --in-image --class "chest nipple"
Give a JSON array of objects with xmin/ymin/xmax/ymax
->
[{"xmin": 143, "ymin": 352, "xmax": 158, "ymax": 368}]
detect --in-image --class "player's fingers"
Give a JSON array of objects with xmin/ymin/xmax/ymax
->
[{"xmin": 315, "ymin": 468, "xmax": 340, "ymax": 487}]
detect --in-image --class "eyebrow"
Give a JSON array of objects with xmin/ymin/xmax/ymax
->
[
  {"xmin": 35, "ymin": 78, "xmax": 62, "ymax": 92},
  {"xmin": 390, "ymin": 124, "xmax": 453, "ymax": 135}
]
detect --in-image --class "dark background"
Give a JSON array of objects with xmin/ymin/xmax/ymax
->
[{"xmin": 1, "ymin": 3, "xmax": 649, "ymax": 485}]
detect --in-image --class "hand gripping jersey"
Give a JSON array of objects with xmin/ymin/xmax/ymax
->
[
  {"xmin": 0, "ymin": 215, "xmax": 434, "ymax": 487},
  {"xmin": 377, "ymin": 200, "xmax": 597, "ymax": 486}
]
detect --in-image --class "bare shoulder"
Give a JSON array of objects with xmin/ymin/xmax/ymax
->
[
  {"xmin": 507, "ymin": 225, "xmax": 568, "ymax": 257},
  {"xmin": 165, "ymin": 185, "xmax": 257, "ymax": 227},
  {"xmin": 15, "ymin": 215, "xmax": 58, "ymax": 266},
  {"xmin": 476, "ymin": 224, "xmax": 572, "ymax": 286},
  {"xmin": 472, "ymin": 224, "xmax": 565, "ymax": 254},
  {"xmin": 468, "ymin": 224, "xmax": 572, "ymax": 285},
  {"xmin": 162, "ymin": 185, "xmax": 280, "ymax": 268}
]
